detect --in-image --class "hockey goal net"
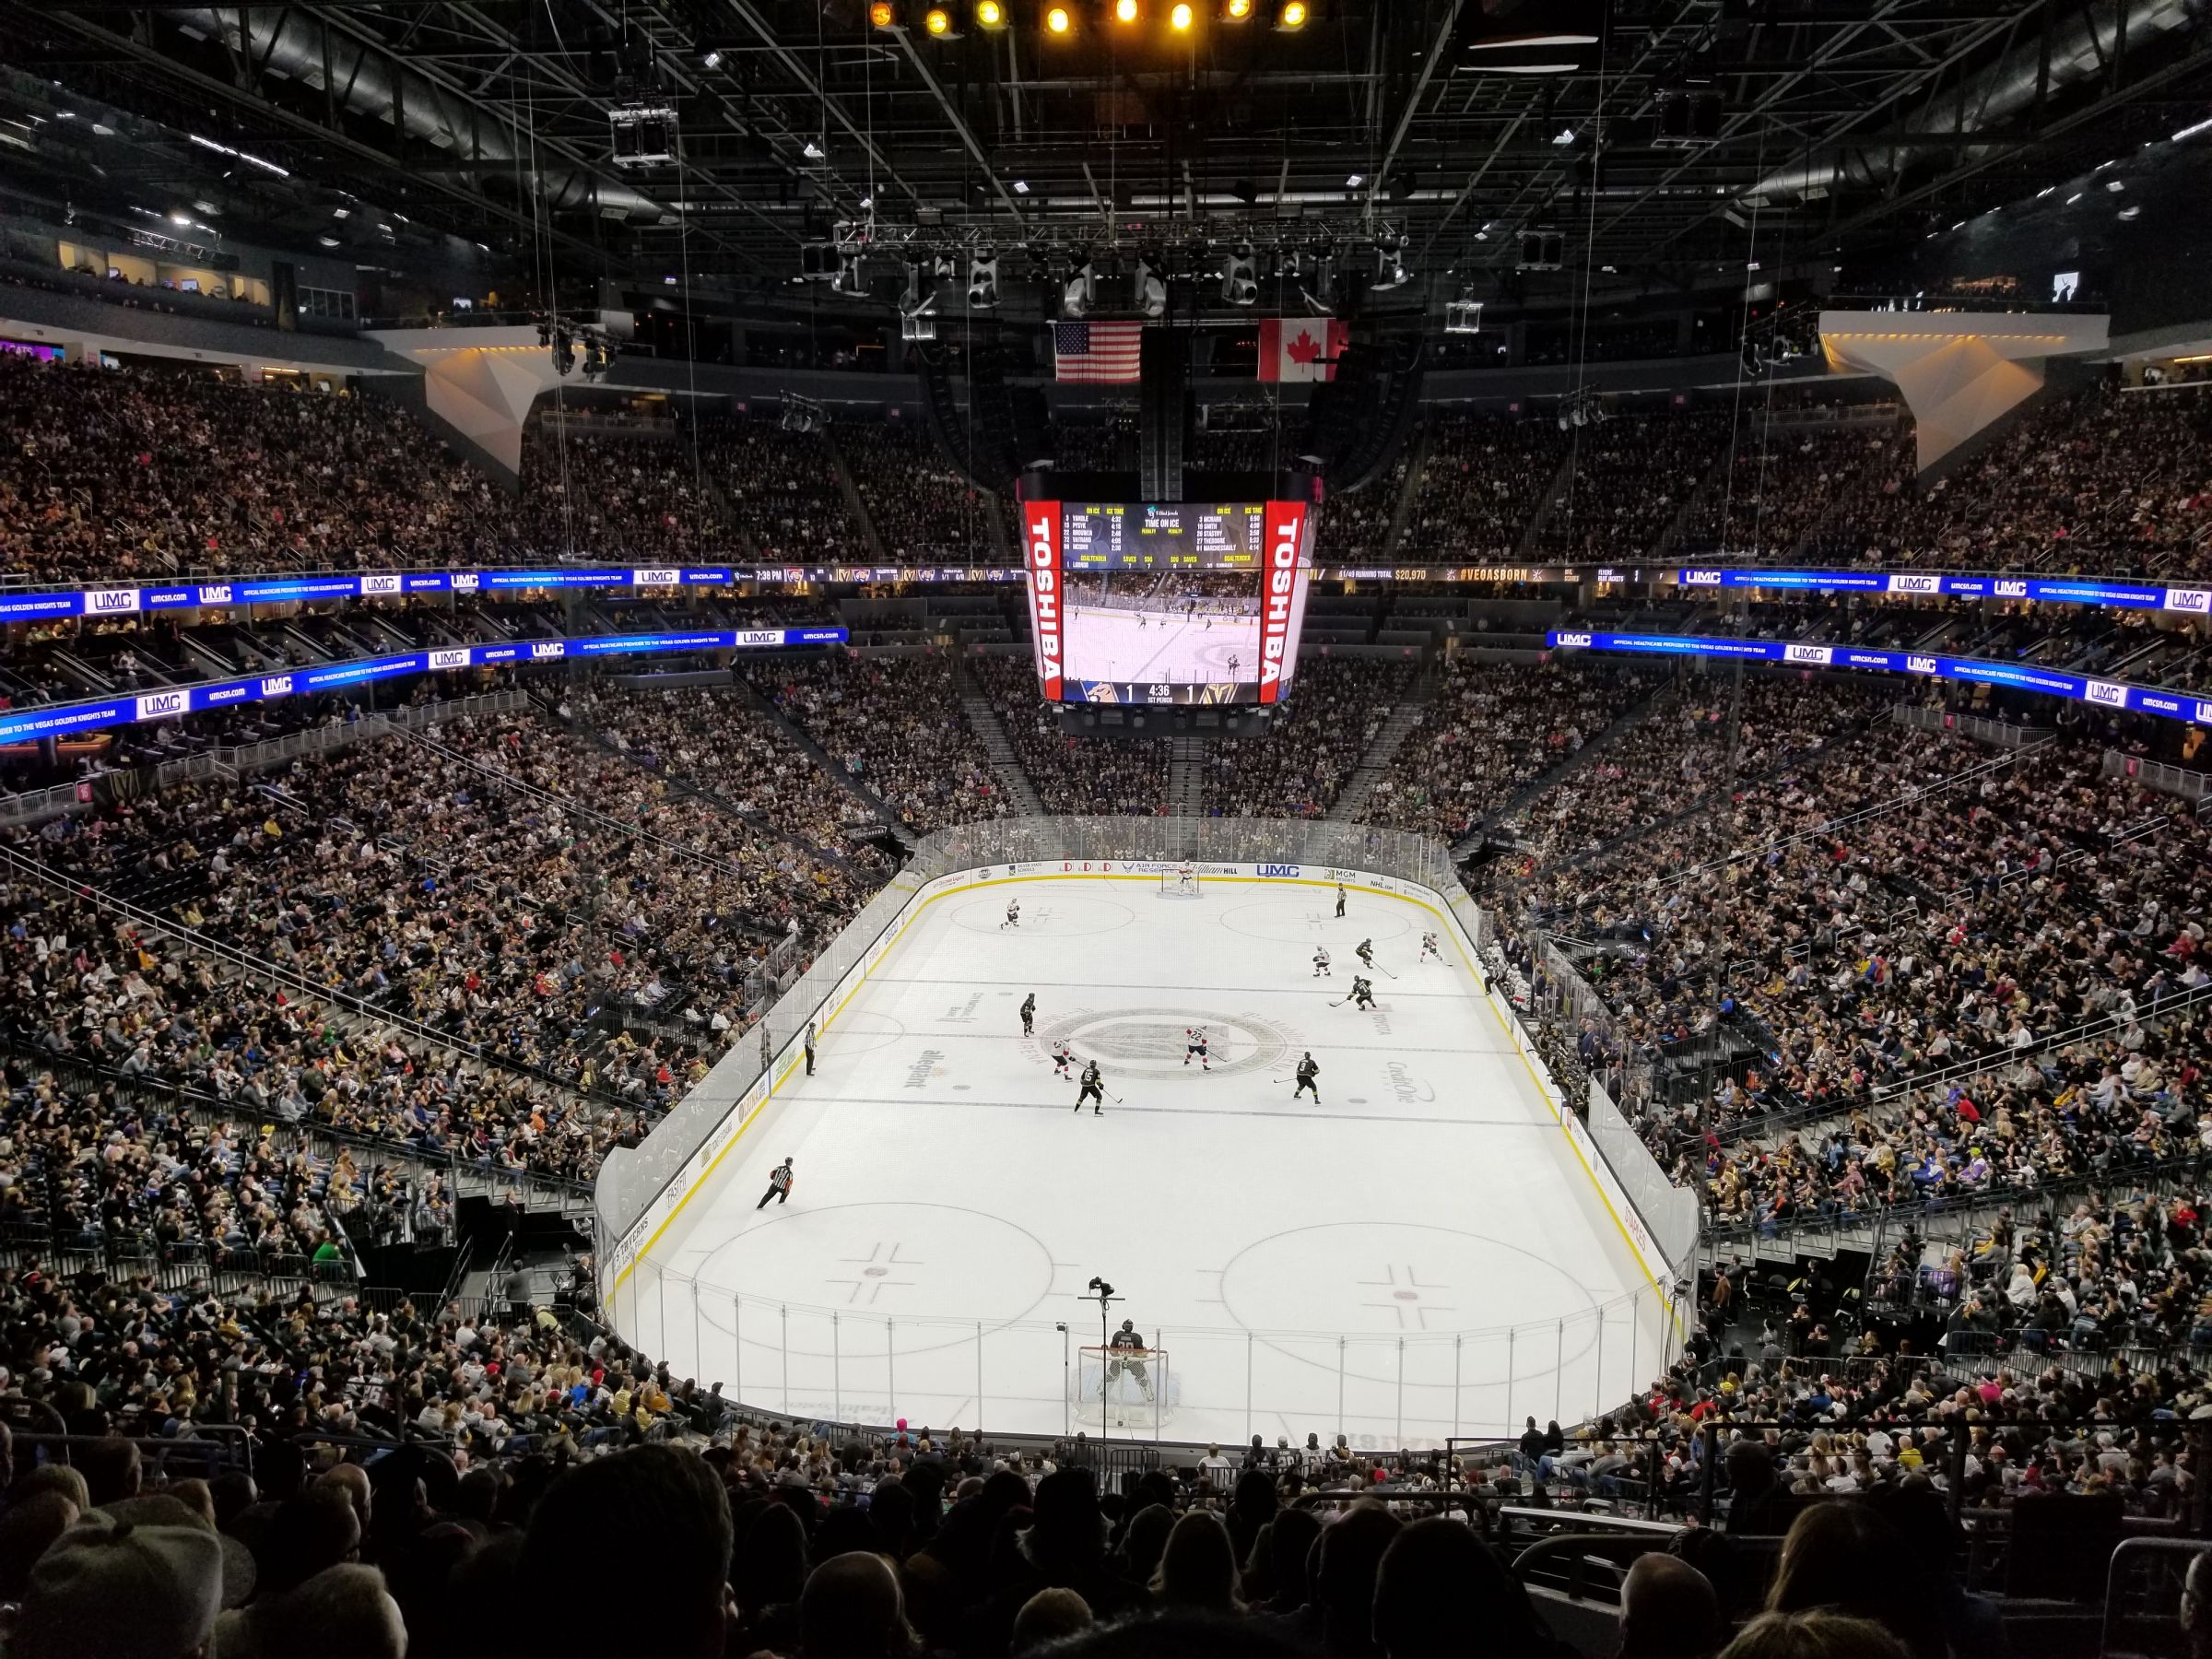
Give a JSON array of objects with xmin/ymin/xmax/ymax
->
[
  {"xmin": 1075, "ymin": 1346, "xmax": 1176, "ymax": 1429},
  {"xmin": 1158, "ymin": 867, "xmax": 1201, "ymax": 898}
]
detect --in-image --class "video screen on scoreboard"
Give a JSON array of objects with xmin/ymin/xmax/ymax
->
[{"xmin": 1022, "ymin": 500, "xmax": 1314, "ymax": 706}]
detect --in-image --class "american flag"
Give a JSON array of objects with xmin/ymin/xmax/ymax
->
[{"xmin": 1052, "ymin": 320, "xmax": 1146, "ymax": 383}]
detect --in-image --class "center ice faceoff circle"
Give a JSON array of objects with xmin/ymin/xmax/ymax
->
[{"xmin": 1037, "ymin": 1006, "xmax": 1294, "ymax": 1079}]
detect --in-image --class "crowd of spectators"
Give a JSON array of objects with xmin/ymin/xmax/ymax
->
[
  {"xmin": 838, "ymin": 422, "xmax": 1001, "ymax": 562},
  {"xmin": 1363, "ymin": 661, "xmax": 1655, "ymax": 842},
  {"xmin": 971, "ymin": 655, "xmax": 1168, "ymax": 816},
  {"xmin": 1197, "ymin": 659, "xmax": 1411, "ymax": 818},
  {"xmin": 1678, "ymin": 421, "xmax": 1905, "ymax": 563},
  {"xmin": 1402, "ymin": 414, "xmax": 1574, "ymax": 561},
  {"xmin": 0, "ymin": 356, "xmax": 505, "ymax": 582},
  {"xmin": 516, "ymin": 422, "xmax": 733, "ymax": 559},
  {"xmin": 741, "ymin": 654, "xmax": 1009, "ymax": 832},
  {"xmin": 695, "ymin": 416, "xmax": 867, "ymax": 562},
  {"xmin": 1537, "ymin": 411, "xmax": 1734, "ymax": 559}
]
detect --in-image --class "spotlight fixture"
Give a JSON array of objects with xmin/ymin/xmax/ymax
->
[
  {"xmin": 1171, "ymin": 2, "xmax": 1194, "ymax": 29},
  {"xmin": 1062, "ymin": 255, "xmax": 1097, "ymax": 318},
  {"xmin": 870, "ymin": 2, "xmax": 898, "ymax": 26},
  {"xmin": 1277, "ymin": 0, "xmax": 1307, "ymax": 27},
  {"xmin": 968, "ymin": 250, "xmax": 1001, "ymax": 310},
  {"xmin": 1114, "ymin": 0, "xmax": 1140, "ymax": 23},
  {"xmin": 1371, "ymin": 231, "xmax": 1409, "ymax": 290},
  {"xmin": 1222, "ymin": 0, "xmax": 1253, "ymax": 16},
  {"xmin": 924, "ymin": 6, "xmax": 956, "ymax": 35},
  {"xmin": 1221, "ymin": 241, "xmax": 1259, "ymax": 306},
  {"xmin": 1135, "ymin": 252, "xmax": 1168, "ymax": 318},
  {"xmin": 701, "ymin": 49, "xmax": 724, "ymax": 69},
  {"xmin": 976, "ymin": 0, "xmax": 1007, "ymax": 26},
  {"xmin": 1044, "ymin": 5, "xmax": 1075, "ymax": 31}
]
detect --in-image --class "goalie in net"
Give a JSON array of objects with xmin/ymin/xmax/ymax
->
[{"xmin": 1159, "ymin": 862, "xmax": 1201, "ymax": 898}]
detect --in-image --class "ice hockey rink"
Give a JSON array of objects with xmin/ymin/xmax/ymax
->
[{"xmin": 618, "ymin": 873, "xmax": 1672, "ymax": 1450}]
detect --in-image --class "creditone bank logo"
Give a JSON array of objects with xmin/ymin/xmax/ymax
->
[
  {"xmin": 88, "ymin": 588, "xmax": 141, "ymax": 614},
  {"xmin": 1783, "ymin": 643, "xmax": 1833, "ymax": 665},
  {"xmin": 530, "ymin": 641, "xmax": 567, "ymax": 660},
  {"xmin": 135, "ymin": 690, "xmax": 188, "ymax": 721},
  {"xmin": 1906, "ymin": 655, "xmax": 1940, "ymax": 675}
]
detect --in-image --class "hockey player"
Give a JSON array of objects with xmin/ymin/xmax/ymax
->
[
  {"xmin": 756, "ymin": 1157, "xmax": 794, "ymax": 1209},
  {"xmin": 1312, "ymin": 946, "xmax": 1332, "ymax": 979},
  {"xmin": 1335, "ymin": 882, "xmax": 1347, "ymax": 919},
  {"xmin": 1350, "ymin": 975, "xmax": 1376, "ymax": 1011},
  {"xmin": 1419, "ymin": 931, "xmax": 1441, "ymax": 963},
  {"xmin": 1003, "ymin": 898, "xmax": 1021, "ymax": 931},
  {"xmin": 1293, "ymin": 1052, "xmax": 1321, "ymax": 1103},
  {"xmin": 1356, "ymin": 938, "xmax": 1376, "ymax": 971},
  {"xmin": 1052, "ymin": 1040, "xmax": 1076, "ymax": 1078},
  {"xmin": 1107, "ymin": 1318, "xmax": 1154, "ymax": 1400},
  {"xmin": 1076, "ymin": 1059, "xmax": 1105, "ymax": 1115},
  {"xmin": 1183, "ymin": 1026, "xmax": 1210, "ymax": 1071},
  {"xmin": 1020, "ymin": 993, "xmax": 1037, "ymax": 1036}
]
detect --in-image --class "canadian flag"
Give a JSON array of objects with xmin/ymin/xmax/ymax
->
[{"xmin": 1258, "ymin": 318, "xmax": 1347, "ymax": 383}]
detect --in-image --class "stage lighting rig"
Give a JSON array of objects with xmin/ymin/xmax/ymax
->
[
  {"xmin": 1443, "ymin": 296, "xmax": 1484, "ymax": 335},
  {"xmin": 1299, "ymin": 234, "xmax": 1336, "ymax": 313},
  {"xmin": 1371, "ymin": 230, "xmax": 1409, "ymax": 291},
  {"xmin": 1135, "ymin": 252, "xmax": 1169, "ymax": 318},
  {"xmin": 1062, "ymin": 254, "xmax": 1097, "ymax": 318},
  {"xmin": 1044, "ymin": 4, "xmax": 1076, "ymax": 34},
  {"xmin": 608, "ymin": 103, "xmax": 678, "ymax": 170}
]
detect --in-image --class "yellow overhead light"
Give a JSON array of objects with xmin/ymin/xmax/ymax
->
[
  {"xmin": 869, "ymin": 1, "xmax": 897, "ymax": 26},
  {"xmin": 924, "ymin": 6, "xmax": 954, "ymax": 32},
  {"xmin": 1171, "ymin": 1, "xmax": 1194, "ymax": 27},
  {"xmin": 1045, "ymin": 3, "xmax": 1074, "ymax": 30},
  {"xmin": 1277, "ymin": 0, "xmax": 1307, "ymax": 26},
  {"xmin": 976, "ymin": 0, "xmax": 1006, "ymax": 26},
  {"xmin": 1223, "ymin": 0, "xmax": 1253, "ymax": 16},
  {"xmin": 1114, "ymin": 0, "xmax": 1141, "ymax": 23}
]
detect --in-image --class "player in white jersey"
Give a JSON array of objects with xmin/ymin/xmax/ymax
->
[
  {"xmin": 1052, "ymin": 1040, "xmax": 1076, "ymax": 1078},
  {"xmin": 1183, "ymin": 1027, "xmax": 1210, "ymax": 1070},
  {"xmin": 1419, "ymin": 931, "xmax": 1441, "ymax": 962},
  {"xmin": 1002, "ymin": 898, "xmax": 1020, "ymax": 930},
  {"xmin": 1312, "ymin": 946, "xmax": 1332, "ymax": 978}
]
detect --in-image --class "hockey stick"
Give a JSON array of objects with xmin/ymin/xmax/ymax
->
[
  {"xmin": 1328, "ymin": 995, "xmax": 1350, "ymax": 1007},
  {"xmin": 1375, "ymin": 964, "xmax": 1399, "ymax": 980}
]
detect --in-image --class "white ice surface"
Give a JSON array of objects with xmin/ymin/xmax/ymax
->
[
  {"xmin": 624, "ymin": 876, "xmax": 1666, "ymax": 1450},
  {"xmin": 1062, "ymin": 605, "xmax": 1261, "ymax": 686}
]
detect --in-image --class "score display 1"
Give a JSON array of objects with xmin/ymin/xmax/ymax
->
[{"xmin": 1021, "ymin": 500, "xmax": 1314, "ymax": 707}]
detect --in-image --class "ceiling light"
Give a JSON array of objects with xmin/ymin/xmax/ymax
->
[
  {"xmin": 319, "ymin": 235, "xmax": 341, "ymax": 248},
  {"xmin": 91, "ymin": 123, "xmax": 115, "ymax": 136},
  {"xmin": 1170, "ymin": 1, "xmax": 1194, "ymax": 27},
  {"xmin": 55, "ymin": 111, "xmax": 75, "ymax": 119},
  {"xmin": 2175, "ymin": 115, "xmax": 2212, "ymax": 142},
  {"xmin": 870, "ymin": 2, "xmax": 898, "ymax": 26},
  {"xmin": 1553, "ymin": 125, "xmax": 1576, "ymax": 145},
  {"xmin": 804, "ymin": 139, "xmax": 825, "ymax": 159},
  {"xmin": 976, "ymin": 0, "xmax": 1007, "ymax": 26},
  {"xmin": 1115, "ymin": 0, "xmax": 1140, "ymax": 22},
  {"xmin": 1045, "ymin": 5, "xmax": 1075, "ymax": 30},
  {"xmin": 2119, "ymin": 205, "xmax": 2141, "ymax": 220},
  {"xmin": 193, "ymin": 199, "xmax": 217, "ymax": 214},
  {"xmin": 2036, "ymin": 185, "xmax": 2055, "ymax": 197},
  {"xmin": 2066, "ymin": 193, "xmax": 2083, "ymax": 205},
  {"xmin": 2105, "ymin": 179, "xmax": 2125, "ymax": 192},
  {"xmin": 924, "ymin": 6, "xmax": 955, "ymax": 34},
  {"xmin": 169, "ymin": 211, "xmax": 191, "ymax": 225},
  {"xmin": 1012, "ymin": 178, "xmax": 1030, "ymax": 194},
  {"xmin": 1223, "ymin": 0, "xmax": 1253, "ymax": 16},
  {"xmin": 1345, "ymin": 172, "xmax": 1364, "ymax": 187},
  {"xmin": 702, "ymin": 49, "xmax": 724, "ymax": 68},
  {"xmin": 1277, "ymin": 0, "xmax": 1307, "ymax": 26}
]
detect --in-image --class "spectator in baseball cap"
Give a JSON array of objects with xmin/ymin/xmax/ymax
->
[{"xmin": 12, "ymin": 1509, "xmax": 224, "ymax": 1659}]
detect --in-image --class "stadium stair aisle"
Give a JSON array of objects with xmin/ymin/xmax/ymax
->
[
  {"xmin": 1324, "ymin": 665, "xmax": 1437, "ymax": 821},
  {"xmin": 1166, "ymin": 735, "xmax": 1205, "ymax": 816},
  {"xmin": 822, "ymin": 423, "xmax": 888, "ymax": 562},
  {"xmin": 731, "ymin": 676, "xmax": 914, "ymax": 850},
  {"xmin": 953, "ymin": 658, "xmax": 1047, "ymax": 815}
]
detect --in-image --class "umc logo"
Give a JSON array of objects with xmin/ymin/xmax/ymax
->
[
  {"xmin": 135, "ymin": 690, "xmax": 188, "ymax": 721},
  {"xmin": 1681, "ymin": 570, "xmax": 1723, "ymax": 586},
  {"xmin": 194, "ymin": 585, "xmax": 234, "ymax": 606},
  {"xmin": 88, "ymin": 588, "xmax": 140, "ymax": 615},
  {"xmin": 1907, "ymin": 655, "xmax": 1939, "ymax": 675},
  {"xmin": 2084, "ymin": 678, "xmax": 2129, "ymax": 708},
  {"xmin": 2166, "ymin": 588, "xmax": 2211, "ymax": 614},
  {"xmin": 1887, "ymin": 573, "xmax": 1941, "ymax": 594},
  {"xmin": 359, "ymin": 574, "xmax": 401, "ymax": 595},
  {"xmin": 1256, "ymin": 863, "xmax": 1301, "ymax": 878},
  {"xmin": 429, "ymin": 648, "xmax": 471, "ymax": 671},
  {"xmin": 1555, "ymin": 632, "xmax": 1594, "ymax": 648},
  {"xmin": 450, "ymin": 572, "xmax": 480, "ymax": 592},
  {"xmin": 1783, "ymin": 643, "xmax": 1833, "ymax": 665},
  {"xmin": 530, "ymin": 641, "xmax": 567, "ymax": 660},
  {"xmin": 634, "ymin": 568, "xmax": 680, "ymax": 587},
  {"xmin": 737, "ymin": 629, "xmax": 784, "ymax": 646},
  {"xmin": 1993, "ymin": 580, "xmax": 2030, "ymax": 599},
  {"xmin": 258, "ymin": 675, "xmax": 294, "ymax": 699}
]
